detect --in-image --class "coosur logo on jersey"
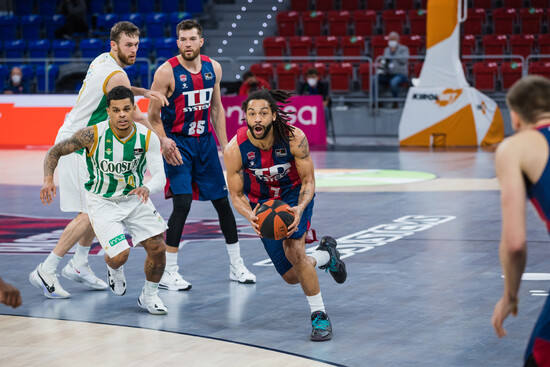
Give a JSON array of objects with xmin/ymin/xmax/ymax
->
[{"xmin": 181, "ymin": 88, "xmax": 213, "ymax": 113}]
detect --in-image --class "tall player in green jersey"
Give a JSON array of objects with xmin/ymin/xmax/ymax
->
[
  {"xmin": 29, "ymin": 22, "xmax": 168, "ymax": 299},
  {"xmin": 40, "ymin": 86, "xmax": 169, "ymax": 314}
]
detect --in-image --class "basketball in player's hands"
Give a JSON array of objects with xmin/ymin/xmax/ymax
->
[{"xmin": 256, "ymin": 199, "xmax": 295, "ymax": 240}]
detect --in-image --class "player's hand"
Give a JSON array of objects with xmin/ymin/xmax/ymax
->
[
  {"xmin": 40, "ymin": 177, "xmax": 56, "ymax": 205},
  {"xmin": 129, "ymin": 186, "xmax": 150, "ymax": 203},
  {"xmin": 286, "ymin": 205, "xmax": 303, "ymax": 237},
  {"xmin": 145, "ymin": 90, "xmax": 169, "ymax": 107},
  {"xmin": 491, "ymin": 295, "xmax": 518, "ymax": 338},
  {"xmin": 0, "ymin": 279, "xmax": 22, "ymax": 308},
  {"xmin": 249, "ymin": 203, "xmax": 261, "ymax": 237},
  {"xmin": 160, "ymin": 137, "xmax": 183, "ymax": 166}
]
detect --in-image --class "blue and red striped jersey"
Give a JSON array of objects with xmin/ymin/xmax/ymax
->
[
  {"xmin": 526, "ymin": 124, "xmax": 550, "ymax": 233},
  {"xmin": 161, "ymin": 55, "xmax": 216, "ymax": 137},
  {"xmin": 237, "ymin": 127, "xmax": 302, "ymax": 204}
]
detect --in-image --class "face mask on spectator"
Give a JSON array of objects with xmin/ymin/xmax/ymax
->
[
  {"xmin": 307, "ymin": 78, "xmax": 318, "ymax": 87},
  {"xmin": 388, "ymin": 40, "xmax": 398, "ymax": 49},
  {"xmin": 11, "ymin": 75, "xmax": 21, "ymax": 84}
]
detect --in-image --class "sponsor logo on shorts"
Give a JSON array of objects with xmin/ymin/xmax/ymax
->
[{"xmin": 109, "ymin": 234, "xmax": 126, "ymax": 247}]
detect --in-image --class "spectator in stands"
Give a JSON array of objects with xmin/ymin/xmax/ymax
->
[
  {"xmin": 3, "ymin": 67, "xmax": 28, "ymax": 94},
  {"xmin": 298, "ymin": 68, "xmax": 330, "ymax": 108},
  {"xmin": 238, "ymin": 70, "xmax": 270, "ymax": 96},
  {"xmin": 55, "ymin": 0, "xmax": 89, "ymax": 39},
  {"xmin": 376, "ymin": 31, "xmax": 409, "ymax": 107}
]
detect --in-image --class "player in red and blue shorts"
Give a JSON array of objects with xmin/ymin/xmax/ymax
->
[
  {"xmin": 148, "ymin": 20, "xmax": 255, "ymax": 291},
  {"xmin": 224, "ymin": 89, "xmax": 347, "ymax": 341},
  {"xmin": 492, "ymin": 76, "xmax": 550, "ymax": 367}
]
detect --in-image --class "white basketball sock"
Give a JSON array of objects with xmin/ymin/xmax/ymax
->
[
  {"xmin": 226, "ymin": 242, "xmax": 241, "ymax": 265},
  {"xmin": 72, "ymin": 244, "xmax": 90, "ymax": 266},
  {"xmin": 143, "ymin": 280, "xmax": 159, "ymax": 296},
  {"xmin": 306, "ymin": 292, "xmax": 326, "ymax": 313},
  {"xmin": 165, "ymin": 251, "xmax": 178, "ymax": 272},
  {"xmin": 42, "ymin": 252, "xmax": 62, "ymax": 274},
  {"xmin": 310, "ymin": 250, "xmax": 330, "ymax": 268}
]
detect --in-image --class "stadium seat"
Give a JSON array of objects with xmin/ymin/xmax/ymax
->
[
  {"xmin": 316, "ymin": 0, "xmax": 334, "ymax": 11},
  {"xmin": 509, "ymin": 34, "xmax": 534, "ymax": 59},
  {"xmin": 329, "ymin": 62, "xmax": 354, "ymax": 91},
  {"xmin": 473, "ymin": 62, "xmax": 499, "ymax": 91},
  {"xmin": 169, "ymin": 12, "xmax": 192, "ymax": 34},
  {"xmin": 365, "ymin": 0, "xmax": 385, "ymax": 10},
  {"xmin": 136, "ymin": 0, "xmax": 156, "ymax": 13},
  {"xmin": 410, "ymin": 61, "xmax": 423, "ymax": 78},
  {"xmin": 97, "ymin": 14, "xmax": 120, "ymax": 32},
  {"xmin": 328, "ymin": 10, "xmax": 351, "ymax": 36},
  {"xmin": 146, "ymin": 13, "xmax": 168, "ymax": 39},
  {"xmin": 14, "ymin": 0, "xmax": 33, "ymax": 15},
  {"xmin": 519, "ymin": 8, "xmax": 543, "ymax": 34},
  {"xmin": 461, "ymin": 34, "xmax": 476, "ymax": 55},
  {"xmin": 89, "ymin": 0, "xmax": 105, "ymax": 13},
  {"xmin": 36, "ymin": 64, "xmax": 59, "ymax": 93},
  {"xmin": 124, "ymin": 64, "xmax": 139, "ymax": 85},
  {"xmin": 530, "ymin": 0, "xmax": 548, "ymax": 7},
  {"xmin": 395, "ymin": 0, "xmax": 415, "ymax": 9},
  {"xmin": 528, "ymin": 61, "xmax": 550, "ymax": 79},
  {"xmin": 315, "ymin": 36, "xmax": 340, "ymax": 60},
  {"xmin": 80, "ymin": 38, "xmax": 102, "ymax": 59},
  {"xmin": 5, "ymin": 40, "xmax": 26, "ymax": 59},
  {"xmin": 353, "ymin": 10, "xmax": 377, "ymax": 36},
  {"xmin": 137, "ymin": 62, "xmax": 151, "ymax": 87},
  {"xmin": 155, "ymin": 37, "xmax": 177, "ymax": 59},
  {"xmin": 0, "ymin": 15, "xmax": 18, "ymax": 41},
  {"xmin": 29, "ymin": 39, "xmax": 50, "ymax": 58},
  {"xmin": 341, "ymin": 0, "xmax": 360, "ymax": 10},
  {"xmin": 0, "ymin": 64, "xmax": 8, "ymax": 91},
  {"xmin": 539, "ymin": 34, "xmax": 550, "ymax": 55},
  {"xmin": 250, "ymin": 63, "xmax": 275, "ymax": 84},
  {"xmin": 39, "ymin": 1, "xmax": 56, "ymax": 15},
  {"xmin": 342, "ymin": 36, "xmax": 365, "ymax": 57},
  {"xmin": 472, "ymin": 0, "xmax": 492, "ymax": 7},
  {"xmin": 276, "ymin": 63, "xmax": 301, "ymax": 91},
  {"xmin": 19, "ymin": 64, "xmax": 34, "ymax": 88},
  {"xmin": 502, "ymin": 0, "xmax": 522, "ymax": 7},
  {"xmin": 137, "ymin": 37, "xmax": 151, "ymax": 59},
  {"xmin": 44, "ymin": 15, "xmax": 65, "ymax": 39},
  {"xmin": 382, "ymin": 10, "xmax": 407, "ymax": 34},
  {"xmin": 371, "ymin": 35, "xmax": 389, "ymax": 60},
  {"xmin": 358, "ymin": 62, "xmax": 371, "ymax": 92},
  {"xmin": 400, "ymin": 35, "xmax": 423, "ymax": 55},
  {"xmin": 408, "ymin": 9, "xmax": 427, "ymax": 35},
  {"xmin": 482, "ymin": 34, "xmax": 508, "ymax": 59},
  {"xmin": 263, "ymin": 37, "xmax": 287, "ymax": 57},
  {"xmin": 301, "ymin": 62, "xmax": 328, "ymax": 78},
  {"xmin": 52, "ymin": 40, "xmax": 75, "ymax": 59},
  {"xmin": 112, "ymin": 0, "xmax": 132, "ymax": 13},
  {"xmin": 492, "ymin": 8, "xmax": 516, "ymax": 35},
  {"xmin": 501, "ymin": 62, "xmax": 522, "ymax": 89},
  {"xmin": 127, "ymin": 13, "xmax": 144, "ymax": 29},
  {"xmin": 21, "ymin": 15, "xmax": 42, "ymax": 40},
  {"xmin": 289, "ymin": 36, "xmax": 313, "ymax": 58},
  {"xmin": 303, "ymin": 11, "xmax": 325, "ymax": 37},
  {"xmin": 291, "ymin": 0, "xmax": 309, "ymax": 11},
  {"xmin": 463, "ymin": 8, "xmax": 485, "ymax": 35},
  {"xmin": 277, "ymin": 11, "xmax": 300, "ymax": 37},
  {"xmin": 160, "ymin": 0, "xmax": 180, "ymax": 12}
]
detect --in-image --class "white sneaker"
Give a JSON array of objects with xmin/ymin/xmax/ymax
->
[
  {"xmin": 229, "ymin": 258, "xmax": 256, "ymax": 284},
  {"xmin": 138, "ymin": 290, "xmax": 168, "ymax": 315},
  {"xmin": 62, "ymin": 259, "xmax": 108, "ymax": 290},
  {"xmin": 29, "ymin": 263, "xmax": 71, "ymax": 299},
  {"xmin": 159, "ymin": 266, "xmax": 192, "ymax": 291},
  {"xmin": 107, "ymin": 266, "xmax": 126, "ymax": 296}
]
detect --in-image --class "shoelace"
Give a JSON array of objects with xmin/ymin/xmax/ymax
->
[{"xmin": 312, "ymin": 315, "xmax": 330, "ymax": 330}]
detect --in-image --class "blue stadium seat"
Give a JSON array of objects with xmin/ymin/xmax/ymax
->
[
  {"xmin": 52, "ymin": 40, "xmax": 75, "ymax": 59},
  {"xmin": 136, "ymin": 0, "xmax": 155, "ymax": 13},
  {"xmin": 36, "ymin": 64, "xmax": 59, "ymax": 93},
  {"xmin": 127, "ymin": 13, "xmax": 144, "ymax": 28},
  {"xmin": 113, "ymin": 0, "xmax": 133, "ymax": 13},
  {"xmin": 169, "ymin": 12, "xmax": 192, "ymax": 34},
  {"xmin": 137, "ymin": 37, "xmax": 151, "ymax": 58},
  {"xmin": 5, "ymin": 40, "xmax": 27, "ymax": 59},
  {"xmin": 89, "ymin": 0, "xmax": 106, "ymax": 13},
  {"xmin": 146, "ymin": 13, "xmax": 167, "ymax": 38},
  {"xmin": 19, "ymin": 64, "xmax": 35, "ymax": 91},
  {"xmin": 185, "ymin": 0, "xmax": 203, "ymax": 14},
  {"xmin": 97, "ymin": 13, "xmax": 120, "ymax": 32},
  {"xmin": 124, "ymin": 64, "xmax": 139, "ymax": 85},
  {"xmin": 44, "ymin": 15, "xmax": 65, "ymax": 39},
  {"xmin": 39, "ymin": 1, "xmax": 56, "ymax": 15},
  {"xmin": 28, "ymin": 39, "xmax": 50, "ymax": 58},
  {"xmin": 160, "ymin": 0, "xmax": 180, "ymax": 12},
  {"xmin": 137, "ymin": 62, "xmax": 151, "ymax": 87},
  {"xmin": 0, "ymin": 15, "xmax": 19, "ymax": 41},
  {"xmin": 80, "ymin": 38, "xmax": 102, "ymax": 59},
  {"xmin": 21, "ymin": 15, "xmax": 43, "ymax": 40},
  {"xmin": 155, "ymin": 37, "xmax": 176, "ymax": 59},
  {"xmin": 15, "ymin": 0, "xmax": 35, "ymax": 15},
  {"xmin": 0, "ymin": 64, "xmax": 8, "ymax": 91}
]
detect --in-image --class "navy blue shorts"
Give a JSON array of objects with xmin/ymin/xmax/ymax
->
[
  {"xmin": 259, "ymin": 197, "xmax": 314, "ymax": 276},
  {"xmin": 164, "ymin": 133, "xmax": 227, "ymax": 201},
  {"xmin": 525, "ymin": 288, "xmax": 550, "ymax": 365}
]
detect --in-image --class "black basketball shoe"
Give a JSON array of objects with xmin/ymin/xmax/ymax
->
[
  {"xmin": 310, "ymin": 311, "xmax": 333, "ymax": 341},
  {"xmin": 316, "ymin": 236, "xmax": 347, "ymax": 284}
]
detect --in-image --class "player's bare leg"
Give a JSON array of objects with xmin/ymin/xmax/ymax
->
[{"xmin": 138, "ymin": 235, "xmax": 167, "ymax": 315}]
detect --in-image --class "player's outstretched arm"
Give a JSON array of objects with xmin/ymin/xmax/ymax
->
[
  {"xmin": 41, "ymin": 127, "xmax": 96, "ymax": 205},
  {"xmin": 287, "ymin": 128, "xmax": 315, "ymax": 236},
  {"xmin": 210, "ymin": 59, "xmax": 229, "ymax": 151},
  {"xmin": 0, "ymin": 277, "xmax": 22, "ymax": 308},
  {"xmin": 491, "ymin": 137, "xmax": 527, "ymax": 338},
  {"xmin": 224, "ymin": 138, "xmax": 261, "ymax": 236},
  {"xmin": 131, "ymin": 132, "xmax": 166, "ymax": 203}
]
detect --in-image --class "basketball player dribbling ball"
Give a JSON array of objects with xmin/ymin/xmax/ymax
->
[
  {"xmin": 148, "ymin": 19, "xmax": 255, "ymax": 291},
  {"xmin": 491, "ymin": 75, "xmax": 550, "ymax": 365},
  {"xmin": 224, "ymin": 89, "xmax": 347, "ymax": 341},
  {"xmin": 29, "ymin": 21, "xmax": 168, "ymax": 299}
]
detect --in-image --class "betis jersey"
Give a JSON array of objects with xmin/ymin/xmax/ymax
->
[
  {"xmin": 85, "ymin": 120, "xmax": 152, "ymax": 198},
  {"xmin": 60, "ymin": 53, "xmax": 125, "ymax": 135}
]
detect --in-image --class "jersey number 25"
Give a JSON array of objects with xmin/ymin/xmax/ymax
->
[{"xmin": 188, "ymin": 120, "xmax": 206, "ymax": 135}]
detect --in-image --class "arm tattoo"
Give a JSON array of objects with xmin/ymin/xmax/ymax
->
[
  {"xmin": 297, "ymin": 136, "xmax": 310, "ymax": 159},
  {"xmin": 44, "ymin": 128, "xmax": 94, "ymax": 177}
]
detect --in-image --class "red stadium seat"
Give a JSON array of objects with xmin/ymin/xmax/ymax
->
[
  {"xmin": 539, "ymin": 34, "xmax": 550, "ymax": 55},
  {"xmin": 492, "ymin": 8, "xmax": 517, "ymax": 35},
  {"xmin": 519, "ymin": 8, "xmax": 543, "ymax": 34},
  {"xmin": 463, "ymin": 8, "xmax": 485, "ymax": 35},
  {"xmin": 329, "ymin": 62, "xmax": 354, "ymax": 91},
  {"xmin": 341, "ymin": 0, "xmax": 360, "ymax": 10},
  {"xmin": 400, "ymin": 34, "xmax": 423, "ymax": 55},
  {"xmin": 277, "ymin": 11, "xmax": 300, "ymax": 37},
  {"xmin": 531, "ymin": 0, "xmax": 548, "ymax": 7},
  {"xmin": 353, "ymin": 10, "xmax": 377, "ymax": 36},
  {"xmin": 371, "ymin": 35, "xmax": 389, "ymax": 60},
  {"xmin": 342, "ymin": 35, "xmax": 365, "ymax": 56},
  {"xmin": 502, "ymin": 0, "xmax": 522, "ymax": 7},
  {"xmin": 276, "ymin": 63, "xmax": 301, "ymax": 91},
  {"xmin": 408, "ymin": 9, "xmax": 426, "ymax": 35},
  {"xmin": 289, "ymin": 36, "xmax": 313, "ymax": 57},
  {"xmin": 473, "ymin": 62, "xmax": 499, "ymax": 91},
  {"xmin": 250, "ymin": 63, "xmax": 275, "ymax": 84},
  {"xmin": 315, "ymin": 0, "xmax": 334, "ymax": 11},
  {"xmin": 263, "ymin": 37, "xmax": 287, "ymax": 57},
  {"xmin": 410, "ymin": 61, "xmax": 423, "ymax": 78},
  {"xmin": 382, "ymin": 9, "xmax": 407, "ymax": 34},
  {"xmin": 501, "ymin": 62, "xmax": 522, "ymax": 89},
  {"xmin": 301, "ymin": 62, "xmax": 329, "ymax": 78},
  {"xmin": 303, "ymin": 10, "xmax": 325, "ymax": 37},
  {"xmin": 529, "ymin": 61, "xmax": 550, "ymax": 78},
  {"xmin": 365, "ymin": 0, "xmax": 385, "ymax": 10},
  {"xmin": 395, "ymin": 0, "xmax": 415, "ymax": 9},
  {"xmin": 358, "ymin": 62, "xmax": 371, "ymax": 91},
  {"xmin": 315, "ymin": 36, "xmax": 340, "ymax": 59},
  {"xmin": 328, "ymin": 10, "xmax": 351, "ymax": 36},
  {"xmin": 461, "ymin": 34, "xmax": 476, "ymax": 56},
  {"xmin": 473, "ymin": 0, "xmax": 492, "ymax": 6},
  {"xmin": 482, "ymin": 34, "xmax": 508, "ymax": 59},
  {"xmin": 509, "ymin": 34, "xmax": 534, "ymax": 59},
  {"xmin": 291, "ymin": 0, "xmax": 309, "ymax": 11}
]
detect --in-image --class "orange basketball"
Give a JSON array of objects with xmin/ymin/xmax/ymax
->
[{"xmin": 256, "ymin": 199, "xmax": 295, "ymax": 240}]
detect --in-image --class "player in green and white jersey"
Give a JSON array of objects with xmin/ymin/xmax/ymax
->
[
  {"xmin": 29, "ymin": 21, "xmax": 168, "ymax": 300},
  {"xmin": 38, "ymin": 86, "xmax": 168, "ymax": 315}
]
